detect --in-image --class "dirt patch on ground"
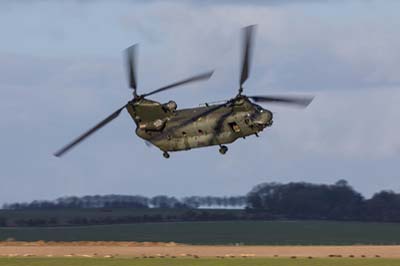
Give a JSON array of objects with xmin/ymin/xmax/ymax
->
[
  {"xmin": 0, "ymin": 242, "xmax": 399, "ymax": 258},
  {"xmin": 0, "ymin": 241, "xmax": 182, "ymax": 247}
]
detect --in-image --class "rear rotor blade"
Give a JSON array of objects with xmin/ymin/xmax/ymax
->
[
  {"xmin": 249, "ymin": 95, "xmax": 314, "ymax": 108},
  {"xmin": 142, "ymin": 71, "xmax": 214, "ymax": 97},
  {"xmin": 239, "ymin": 25, "xmax": 256, "ymax": 94},
  {"xmin": 125, "ymin": 44, "xmax": 138, "ymax": 93},
  {"xmin": 54, "ymin": 104, "xmax": 127, "ymax": 157}
]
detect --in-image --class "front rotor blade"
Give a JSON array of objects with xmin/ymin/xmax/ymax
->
[
  {"xmin": 143, "ymin": 71, "xmax": 214, "ymax": 97},
  {"xmin": 249, "ymin": 95, "xmax": 314, "ymax": 108},
  {"xmin": 239, "ymin": 25, "xmax": 256, "ymax": 93},
  {"xmin": 125, "ymin": 44, "xmax": 137, "ymax": 91},
  {"xmin": 54, "ymin": 104, "xmax": 127, "ymax": 157}
]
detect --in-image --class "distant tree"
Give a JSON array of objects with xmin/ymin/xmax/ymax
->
[
  {"xmin": 151, "ymin": 195, "xmax": 179, "ymax": 208},
  {"xmin": 181, "ymin": 196, "xmax": 246, "ymax": 208},
  {"xmin": 366, "ymin": 191, "xmax": 400, "ymax": 222},
  {"xmin": 182, "ymin": 196, "xmax": 201, "ymax": 208},
  {"xmin": 5, "ymin": 195, "xmax": 151, "ymax": 210},
  {"xmin": 335, "ymin": 179, "xmax": 349, "ymax": 187},
  {"xmin": 247, "ymin": 180, "xmax": 364, "ymax": 220}
]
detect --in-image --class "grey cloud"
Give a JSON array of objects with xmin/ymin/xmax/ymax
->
[
  {"xmin": 119, "ymin": 1, "xmax": 400, "ymax": 93},
  {"xmin": 1, "ymin": 1, "xmax": 400, "ymax": 204}
]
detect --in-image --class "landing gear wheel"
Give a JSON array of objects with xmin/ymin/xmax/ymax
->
[
  {"xmin": 163, "ymin": 151, "xmax": 170, "ymax": 159},
  {"xmin": 219, "ymin": 145, "xmax": 228, "ymax": 155}
]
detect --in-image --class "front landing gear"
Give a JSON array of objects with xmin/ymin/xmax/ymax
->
[
  {"xmin": 163, "ymin": 151, "xmax": 170, "ymax": 159},
  {"xmin": 219, "ymin": 145, "xmax": 228, "ymax": 155}
]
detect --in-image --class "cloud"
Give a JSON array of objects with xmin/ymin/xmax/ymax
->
[
  {"xmin": 118, "ymin": 1, "xmax": 400, "ymax": 92},
  {"xmin": 1, "ymin": 1, "xmax": 400, "ymax": 204}
]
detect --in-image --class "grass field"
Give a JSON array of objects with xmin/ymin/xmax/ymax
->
[
  {"xmin": 2, "ymin": 220, "xmax": 400, "ymax": 245},
  {"xmin": 0, "ymin": 258, "xmax": 399, "ymax": 266}
]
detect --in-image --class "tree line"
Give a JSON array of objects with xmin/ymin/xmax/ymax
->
[
  {"xmin": 2, "ymin": 195, "xmax": 246, "ymax": 210},
  {"xmin": 247, "ymin": 180, "xmax": 400, "ymax": 222},
  {"xmin": 2, "ymin": 180, "xmax": 400, "ymax": 225}
]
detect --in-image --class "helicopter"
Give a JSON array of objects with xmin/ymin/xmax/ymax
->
[{"xmin": 54, "ymin": 25, "xmax": 314, "ymax": 158}]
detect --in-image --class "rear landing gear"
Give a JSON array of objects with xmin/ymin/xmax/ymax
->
[
  {"xmin": 219, "ymin": 145, "xmax": 228, "ymax": 155},
  {"xmin": 163, "ymin": 151, "xmax": 170, "ymax": 159}
]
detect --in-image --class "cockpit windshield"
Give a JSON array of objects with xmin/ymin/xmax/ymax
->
[{"xmin": 254, "ymin": 104, "xmax": 264, "ymax": 113}]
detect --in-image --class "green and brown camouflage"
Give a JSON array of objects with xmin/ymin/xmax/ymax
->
[{"xmin": 127, "ymin": 96, "xmax": 273, "ymax": 153}]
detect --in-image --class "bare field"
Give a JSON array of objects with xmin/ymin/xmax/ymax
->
[
  {"xmin": 0, "ymin": 242, "xmax": 399, "ymax": 259},
  {"xmin": 2, "ymin": 258, "xmax": 400, "ymax": 266}
]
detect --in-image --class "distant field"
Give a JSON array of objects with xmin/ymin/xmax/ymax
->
[
  {"xmin": 0, "ymin": 208, "xmax": 215, "ymax": 221},
  {"xmin": 2, "ymin": 220, "xmax": 400, "ymax": 245},
  {"xmin": 1, "ymin": 258, "xmax": 399, "ymax": 266},
  {"xmin": 0, "ymin": 208, "xmax": 245, "ymax": 226}
]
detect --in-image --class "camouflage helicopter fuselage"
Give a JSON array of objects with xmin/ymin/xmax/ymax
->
[{"xmin": 126, "ymin": 96, "xmax": 273, "ymax": 153}]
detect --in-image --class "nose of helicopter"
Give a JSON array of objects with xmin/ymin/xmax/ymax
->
[{"xmin": 253, "ymin": 109, "xmax": 273, "ymax": 127}]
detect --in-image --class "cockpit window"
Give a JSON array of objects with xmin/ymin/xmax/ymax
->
[{"xmin": 255, "ymin": 105, "xmax": 264, "ymax": 112}]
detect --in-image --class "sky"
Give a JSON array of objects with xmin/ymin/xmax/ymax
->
[{"xmin": 1, "ymin": 0, "xmax": 400, "ymax": 205}]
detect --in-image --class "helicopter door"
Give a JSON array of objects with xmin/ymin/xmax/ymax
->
[{"xmin": 228, "ymin": 122, "xmax": 241, "ymax": 133}]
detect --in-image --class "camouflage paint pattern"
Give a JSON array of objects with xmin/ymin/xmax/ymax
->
[{"xmin": 127, "ymin": 96, "xmax": 273, "ymax": 152}]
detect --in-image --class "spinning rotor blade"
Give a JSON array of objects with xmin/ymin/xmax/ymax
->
[
  {"xmin": 54, "ymin": 104, "xmax": 127, "ymax": 157},
  {"xmin": 125, "ymin": 44, "xmax": 138, "ymax": 92},
  {"xmin": 239, "ymin": 25, "xmax": 256, "ymax": 94},
  {"xmin": 249, "ymin": 95, "xmax": 314, "ymax": 108},
  {"xmin": 142, "ymin": 71, "xmax": 214, "ymax": 97}
]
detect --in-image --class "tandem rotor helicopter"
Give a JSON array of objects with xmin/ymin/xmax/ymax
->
[{"xmin": 55, "ymin": 25, "xmax": 314, "ymax": 158}]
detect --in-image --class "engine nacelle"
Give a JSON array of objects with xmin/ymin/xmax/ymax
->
[{"xmin": 163, "ymin": 100, "xmax": 177, "ymax": 112}]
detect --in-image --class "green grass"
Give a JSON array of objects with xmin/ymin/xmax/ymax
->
[
  {"xmin": 2, "ymin": 220, "xmax": 400, "ymax": 245},
  {"xmin": 0, "ymin": 258, "xmax": 399, "ymax": 266}
]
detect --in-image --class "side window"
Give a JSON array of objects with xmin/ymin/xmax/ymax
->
[{"xmin": 228, "ymin": 122, "xmax": 241, "ymax": 133}]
